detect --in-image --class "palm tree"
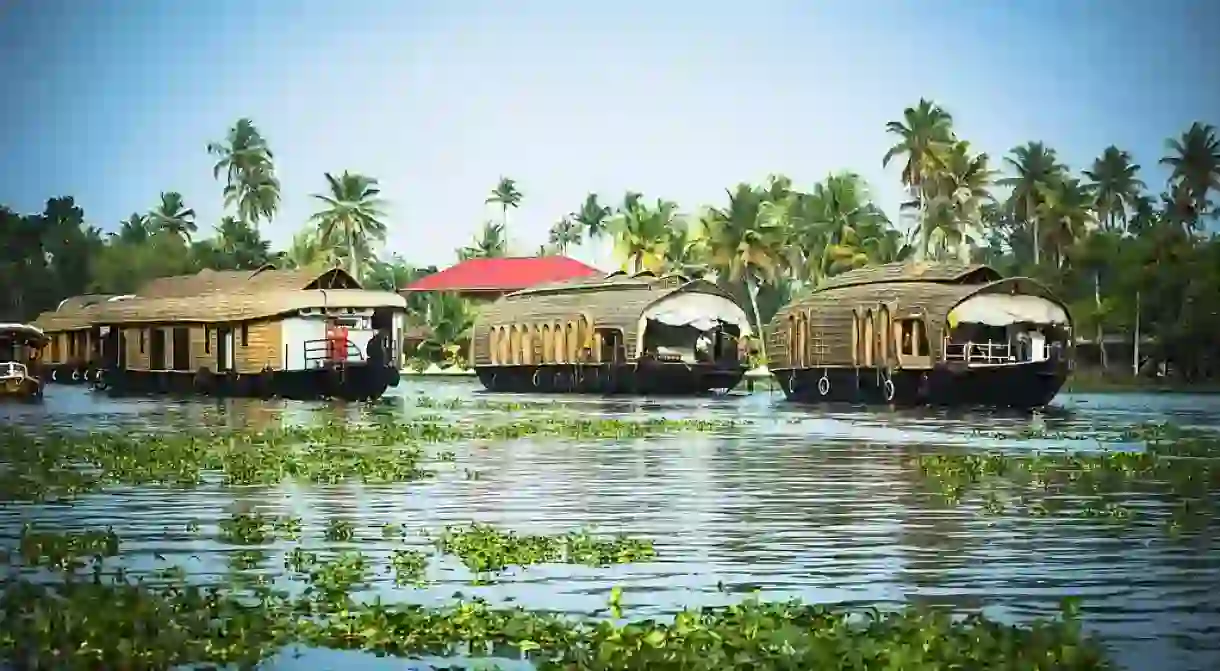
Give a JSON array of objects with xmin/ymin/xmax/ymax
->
[
  {"xmin": 547, "ymin": 216, "xmax": 582, "ymax": 254},
  {"xmin": 1083, "ymin": 146, "xmax": 1145, "ymax": 232},
  {"xmin": 696, "ymin": 183, "xmax": 788, "ymax": 355},
  {"xmin": 459, "ymin": 221, "xmax": 509, "ymax": 260},
  {"xmin": 277, "ymin": 229, "xmax": 334, "ymax": 270},
  {"xmin": 207, "ymin": 118, "xmax": 279, "ymax": 230},
  {"xmin": 213, "ymin": 216, "xmax": 271, "ymax": 270},
  {"xmin": 308, "ymin": 171, "xmax": 388, "ymax": 280},
  {"xmin": 1160, "ymin": 122, "xmax": 1220, "ymax": 228},
  {"xmin": 608, "ymin": 193, "xmax": 673, "ymax": 274},
  {"xmin": 1035, "ymin": 176, "xmax": 1095, "ymax": 268},
  {"xmin": 223, "ymin": 165, "xmax": 281, "ymax": 229},
  {"xmin": 882, "ymin": 99, "xmax": 955, "ymax": 258},
  {"xmin": 486, "ymin": 177, "xmax": 523, "ymax": 238},
  {"xmin": 921, "ymin": 140, "xmax": 996, "ymax": 262},
  {"xmin": 147, "ymin": 191, "xmax": 197, "ymax": 242},
  {"xmin": 999, "ymin": 142, "xmax": 1066, "ymax": 266},
  {"xmin": 117, "ymin": 213, "xmax": 151, "ymax": 244},
  {"xmin": 788, "ymin": 173, "xmax": 892, "ymax": 284},
  {"xmin": 572, "ymin": 193, "xmax": 612, "ymax": 262}
]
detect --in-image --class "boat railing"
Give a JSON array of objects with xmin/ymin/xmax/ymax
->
[
  {"xmin": 942, "ymin": 339, "xmax": 1025, "ymax": 364},
  {"xmin": 0, "ymin": 362, "xmax": 29, "ymax": 380},
  {"xmin": 303, "ymin": 338, "xmax": 364, "ymax": 368}
]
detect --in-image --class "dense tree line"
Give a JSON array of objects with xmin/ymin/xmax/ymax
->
[{"xmin": 2, "ymin": 103, "xmax": 1217, "ymax": 379}]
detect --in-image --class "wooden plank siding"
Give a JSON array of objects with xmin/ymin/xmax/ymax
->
[{"xmin": 117, "ymin": 320, "xmax": 281, "ymax": 373}]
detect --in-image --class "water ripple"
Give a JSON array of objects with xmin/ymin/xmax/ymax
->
[{"xmin": 2, "ymin": 380, "xmax": 1219, "ymax": 670}]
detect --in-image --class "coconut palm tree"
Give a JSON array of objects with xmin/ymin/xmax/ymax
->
[
  {"xmin": 547, "ymin": 216, "xmax": 583, "ymax": 254},
  {"xmin": 1035, "ymin": 176, "xmax": 1095, "ymax": 269},
  {"xmin": 308, "ymin": 171, "xmax": 388, "ymax": 280},
  {"xmin": 1159, "ymin": 122, "xmax": 1220, "ymax": 228},
  {"xmin": 116, "ymin": 213, "xmax": 151, "ymax": 244},
  {"xmin": 207, "ymin": 118, "xmax": 279, "ymax": 231},
  {"xmin": 459, "ymin": 221, "xmax": 509, "ymax": 260},
  {"xmin": 572, "ymin": 193, "xmax": 612, "ymax": 261},
  {"xmin": 223, "ymin": 165, "xmax": 281, "ymax": 230},
  {"xmin": 789, "ymin": 173, "xmax": 892, "ymax": 284},
  {"xmin": 1000, "ymin": 142, "xmax": 1066, "ymax": 266},
  {"xmin": 1084, "ymin": 146, "xmax": 1145, "ymax": 233},
  {"xmin": 882, "ymin": 99, "xmax": 955, "ymax": 258},
  {"xmin": 277, "ymin": 229, "xmax": 333, "ymax": 270},
  {"xmin": 921, "ymin": 140, "xmax": 996, "ymax": 262},
  {"xmin": 213, "ymin": 216, "xmax": 272, "ymax": 270},
  {"xmin": 697, "ymin": 183, "xmax": 788, "ymax": 354},
  {"xmin": 486, "ymin": 177, "xmax": 523, "ymax": 237},
  {"xmin": 147, "ymin": 191, "xmax": 197, "ymax": 242},
  {"xmin": 609, "ymin": 194, "xmax": 674, "ymax": 274}
]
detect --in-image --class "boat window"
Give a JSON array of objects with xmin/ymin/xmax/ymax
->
[
  {"xmin": 139, "ymin": 329, "xmax": 146, "ymax": 354},
  {"xmin": 204, "ymin": 326, "xmax": 210, "ymax": 353},
  {"xmin": 596, "ymin": 328, "xmax": 624, "ymax": 365},
  {"xmin": 898, "ymin": 319, "xmax": 925, "ymax": 358},
  {"xmin": 241, "ymin": 323, "xmax": 249, "ymax": 347}
]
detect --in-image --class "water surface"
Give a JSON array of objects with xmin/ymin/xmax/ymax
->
[{"xmin": 2, "ymin": 381, "xmax": 1219, "ymax": 670}]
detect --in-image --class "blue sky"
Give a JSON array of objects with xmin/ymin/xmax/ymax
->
[{"xmin": 2, "ymin": 0, "xmax": 1217, "ymax": 270}]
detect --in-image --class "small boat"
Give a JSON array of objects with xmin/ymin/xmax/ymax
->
[
  {"xmin": 30, "ymin": 294, "xmax": 116, "ymax": 385},
  {"xmin": 0, "ymin": 323, "xmax": 50, "ymax": 401},
  {"xmin": 764, "ymin": 262, "xmax": 1073, "ymax": 409},
  {"xmin": 472, "ymin": 270, "xmax": 752, "ymax": 394},
  {"xmin": 36, "ymin": 265, "xmax": 408, "ymax": 401}
]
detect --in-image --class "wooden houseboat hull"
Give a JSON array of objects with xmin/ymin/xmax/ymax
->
[
  {"xmin": 775, "ymin": 359, "xmax": 1068, "ymax": 409},
  {"xmin": 92, "ymin": 361, "xmax": 400, "ymax": 401},
  {"xmin": 41, "ymin": 362, "xmax": 95, "ymax": 385},
  {"xmin": 471, "ymin": 271, "xmax": 755, "ymax": 397},
  {"xmin": 476, "ymin": 361, "xmax": 746, "ymax": 395}
]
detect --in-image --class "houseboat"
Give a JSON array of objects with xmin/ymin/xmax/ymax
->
[
  {"xmin": 1, "ymin": 323, "xmax": 49, "ymax": 401},
  {"xmin": 764, "ymin": 262, "xmax": 1073, "ymax": 409},
  {"xmin": 472, "ymin": 270, "xmax": 752, "ymax": 394},
  {"xmin": 38, "ymin": 266, "xmax": 408, "ymax": 401},
  {"xmin": 31, "ymin": 294, "xmax": 117, "ymax": 385}
]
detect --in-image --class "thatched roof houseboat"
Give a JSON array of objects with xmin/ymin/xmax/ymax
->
[
  {"xmin": 471, "ymin": 270, "xmax": 752, "ymax": 394},
  {"xmin": 1, "ymin": 322, "xmax": 49, "ymax": 401},
  {"xmin": 33, "ymin": 265, "xmax": 407, "ymax": 400},
  {"xmin": 764, "ymin": 262, "xmax": 1073, "ymax": 408}
]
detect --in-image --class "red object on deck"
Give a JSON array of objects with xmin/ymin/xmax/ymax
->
[
  {"xmin": 326, "ymin": 324, "xmax": 349, "ymax": 362},
  {"xmin": 400, "ymin": 256, "xmax": 602, "ymax": 294}
]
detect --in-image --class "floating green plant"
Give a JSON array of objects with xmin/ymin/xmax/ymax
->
[
  {"xmin": 217, "ymin": 511, "xmax": 302, "ymax": 545},
  {"xmin": 911, "ymin": 425, "xmax": 1220, "ymax": 529},
  {"xmin": 0, "ymin": 415, "xmax": 737, "ymax": 502},
  {"xmin": 11, "ymin": 525, "xmax": 120, "ymax": 572},
  {"xmin": 435, "ymin": 523, "xmax": 656, "ymax": 578}
]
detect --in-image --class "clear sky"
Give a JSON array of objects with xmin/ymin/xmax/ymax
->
[{"xmin": 2, "ymin": 0, "xmax": 1217, "ymax": 270}]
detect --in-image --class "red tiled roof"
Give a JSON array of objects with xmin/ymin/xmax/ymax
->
[{"xmin": 401, "ymin": 256, "xmax": 602, "ymax": 292}]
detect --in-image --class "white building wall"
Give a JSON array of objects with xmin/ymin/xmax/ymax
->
[{"xmin": 281, "ymin": 317, "xmax": 327, "ymax": 370}]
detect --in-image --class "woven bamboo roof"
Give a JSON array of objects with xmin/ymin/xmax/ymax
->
[
  {"xmin": 0, "ymin": 323, "xmax": 49, "ymax": 345},
  {"xmin": 90, "ymin": 289, "xmax": 406, "ymax": 324},
  {"xmin": 815, "ymin": 262, "xmax": 1001, "ymax": 291},
  {"xmin": 139, "ymin": 265, "xmax": 361, "ymax": 298},
  {"xmin": 509, "ymin": 270, "xmax": 692, "ymax": 297}
]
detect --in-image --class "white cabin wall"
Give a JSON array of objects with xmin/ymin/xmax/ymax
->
[{"xmin": 281, "ymin": 317, "xmax": 327, "ymax": 370}]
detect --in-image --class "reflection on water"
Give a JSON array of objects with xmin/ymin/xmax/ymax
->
[{"xmin": 3, "ymin": 381, "xmax": 1220, "ymax": 670}]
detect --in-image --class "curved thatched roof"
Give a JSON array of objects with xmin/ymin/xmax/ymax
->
[
  {"xmin": 89, "ymin": 289, "xmax": 406, "ymax": 324},
  {"xmin": 815, "ymin": 262, "xmax": 1001, "ymax": 291},
  {"xmin": 472, "ymin": 273, "xmax": 743, "ymax": 364},
  {"xmin": 765, "ymin": 263, "xmax": 1070, "ymax": 370}
]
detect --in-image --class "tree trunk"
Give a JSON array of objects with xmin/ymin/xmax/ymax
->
[
  {"xmin": 745, "ymin": 270, "xmax": 768, "ymax": 366},
  {"xmin": 1095, "ymin": 270, "xmax": 1108, "ymax": 370},
  {"xmin": 1028, "ymin": 193, "xmax": 1040, "ymax": 266},
  {"xmin": 346, "ymin": 221, "xmax": 359, "ymax": 281}
]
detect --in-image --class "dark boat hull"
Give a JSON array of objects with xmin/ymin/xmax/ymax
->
[
  {"xmin": 0, "ymin": 377, "xmax": 43, "ymax": 402},
  {"xmin": 774, "ymin": 360, "xmax": 1068, "ymax": 410},
  {"xmin": 476, "ymin": 361, "xmax": 747, "ymax": 395},
  {"xmin": 89, "ymin": 363, "xmax": 401, "ymax": 401}
]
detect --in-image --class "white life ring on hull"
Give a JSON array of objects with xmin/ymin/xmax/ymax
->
[
  {"xmin": 71, "ymin": 370, "xmax": 79, "ymax": 382},
  {"xmin": 883, "ymin": 378, "xmax": 895, "ymax": 402},
  {"xmin": 50, "ymin": 369, "xmax": 58, "ymax": 382},
  {"xmin": 531, "ymin": 370, "xmax": 541, "ymax": 389},
  {"xmin": 817, "ymin": 375, "xmax": 830, "ymax": 397}
]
